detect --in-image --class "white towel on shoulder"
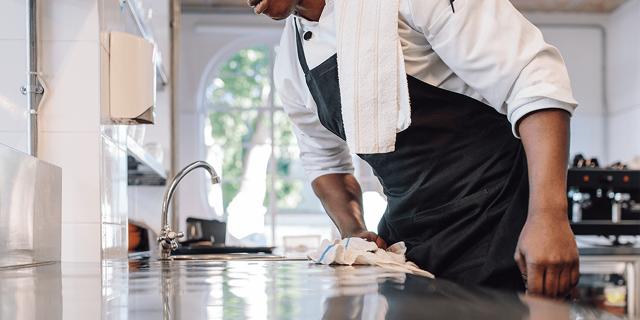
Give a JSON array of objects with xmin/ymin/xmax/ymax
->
[
  {"xmin": 308, "ymin": 238, "xmax": 435, "ymax": 278},
  {"xmin": 334, "ymin": 0, "xmax": 411, "ymax": 154}
]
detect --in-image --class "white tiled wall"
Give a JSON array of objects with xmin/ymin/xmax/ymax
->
[
  {"xmin": 35, "ymin": 0, "xmax": 104, "ymax": 262},
  {"xmin": 40, "ymin": 0, "xmax": 100, "ymax": 42},
  {"xmin": 39, "ymin": 40, "xmax": 101, "ymax": 132},
  {"xmin": 0, "ymin": 0, "xmax": 28, "ymax": 153},
  {"xmin": 0, "ymin": 40, "xmax": 27, "ymax": 132},
  {"xmin": 60, "ymin": 223, "xmax": 102, "ymax": 262},
  {"xmin": 0, "ymin": 0, "xmax": 26, "ymax": 40},
  {"xmin": 607, "ymin": 0, "xmax": 640, "ymax": 162},
  {"xmin": 39, "ymin": 131, "xmax": 101, "ymax": 224}
]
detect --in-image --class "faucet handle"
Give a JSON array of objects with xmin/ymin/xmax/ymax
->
[
  {"xmin": 158, "ymin": 228, "xmax": 185, "ymax": 251},
  {"xmin": 166, "ymin": 230, "xmax": 184, "ymax": 240},
  {"xmin": 170, "ymin": 232, "xmax": 184, "ymax": 250}
]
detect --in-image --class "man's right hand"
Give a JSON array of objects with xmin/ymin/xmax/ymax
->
[
  {"xmin": 349, "ymin": 229, "xmax": 388, "ymax": 250},
  {"xmin": 311, "ymin": 173, "xmax": 388, "ymax": 250}
]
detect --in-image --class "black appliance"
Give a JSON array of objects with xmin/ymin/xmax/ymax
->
[{"xmin": 567, "ymin": 156, "xmax": 640, "ymax": 236}]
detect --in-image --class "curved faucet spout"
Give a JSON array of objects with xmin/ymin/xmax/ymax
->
[{"xmin": 159, "ymin": 161, "xmax": 220, "ymax": 259}]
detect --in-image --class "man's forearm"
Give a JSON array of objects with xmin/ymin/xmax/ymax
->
[
  {"xmin": 312, "ymin": 173, "xmax": 367, "ymax": 237},
  {"xmin": 515, "ymin": 108, "xmax": 579, "ymax": 297},
  {"xmin": 518, "ymin": 109, "xmax": 571, "ymax": 217}
]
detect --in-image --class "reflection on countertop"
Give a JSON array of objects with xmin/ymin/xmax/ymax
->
[{"xmin": 0, "ymin": 260, "xmax": 623, "ymax": 320}]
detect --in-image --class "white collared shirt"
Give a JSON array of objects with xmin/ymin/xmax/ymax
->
[{"xmin": 274, "ymin": 0, "xmax": 578, "ymax": 182}]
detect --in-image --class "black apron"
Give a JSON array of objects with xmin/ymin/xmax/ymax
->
[{"xmin": 295, "ymin": 20, "xmax": 529, "ymax": 291}]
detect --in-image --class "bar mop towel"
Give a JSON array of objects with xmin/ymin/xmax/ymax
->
[
  {"xmin": 334, "ymin": 0, "xmax": 411, "ymax": 154},
  {"xmin": 309, "ymin": 238, "xmax": 434, "ymax": 278}
]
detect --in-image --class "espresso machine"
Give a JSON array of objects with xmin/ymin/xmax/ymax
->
[{"xmin": 567, "ymin": 155, "xmax": 640, "ymax": 237}]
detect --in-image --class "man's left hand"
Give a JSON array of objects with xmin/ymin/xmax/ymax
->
[{"xmin": 514, "ymin": 210, "xmax": 580, "ymax": 298}]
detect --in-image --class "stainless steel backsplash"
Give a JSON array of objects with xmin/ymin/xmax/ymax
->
[{"xmin": 0, "ymin": 143, "xmax": 61, "ymax": 268}]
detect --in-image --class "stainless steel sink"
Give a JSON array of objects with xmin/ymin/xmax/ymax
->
[{"xmin": 169, "ymin": 254, "xmax": 306, "ymax": 261}]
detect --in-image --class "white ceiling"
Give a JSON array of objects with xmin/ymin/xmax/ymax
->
[
  {"xmin": 510, "ymin": 0, "xmax": 626, "ymax": 12},
  {"xmin": 181, "ymin": 0, "xmax": 628, "ymax": 13}
]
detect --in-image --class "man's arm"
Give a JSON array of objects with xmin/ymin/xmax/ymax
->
[
  {"xmin": 516, "ymin": 109, "xmax": 580, "ymax": 298},
  {"xmin": 270, "ymin": 20, "xmax": 384, "ymax": 247},
  {"xmin": 312, "ymin": 173, "xmax": 387, "ymax": 249}
]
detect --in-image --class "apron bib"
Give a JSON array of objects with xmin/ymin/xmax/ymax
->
[{"xmin": 294, "ymin": 20, "xmax": 529, "ymax": 291}]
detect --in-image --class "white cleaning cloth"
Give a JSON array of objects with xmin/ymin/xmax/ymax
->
[
  {"xmin": 334, "ymin": 0, "xmax": 411, "ymax": 154},
  {"xmin": 309, "ymin": 238, "xmax": 434, "ymax": 278}
]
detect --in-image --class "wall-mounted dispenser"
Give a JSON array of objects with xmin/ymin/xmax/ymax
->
[{"xmin": 109, "ymin": 32, "xmax": 156, "ymax": 124}]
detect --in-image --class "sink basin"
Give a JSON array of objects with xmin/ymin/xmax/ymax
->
[
  {"xmin": 173, "ymin": 245, "xmax": 275, "ymax": 255},
  {"xmin": 170, "ymin": 253, "xmax": 306, "ymax": 261}
]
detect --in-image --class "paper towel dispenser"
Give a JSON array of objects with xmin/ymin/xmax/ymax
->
[{"xmin": 109, "ymin": 32, "xmax": 156, "ymax": 124}]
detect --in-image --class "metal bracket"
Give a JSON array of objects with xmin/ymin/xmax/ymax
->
[{"xmin": 20, "ymin": 85, "xmax": 44, "ymax": 95}]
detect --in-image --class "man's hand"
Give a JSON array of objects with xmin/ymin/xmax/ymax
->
[
  {"xmin": 349, "ymin": 229, "xmax": 388, "ymax": 250},
  {"xmin": 311, "ymin": 174, "xmax": 389, "ymax": 248},
  {"xmin": 515, "ymin": 211, "xmax": 579, "ymax": 298}
]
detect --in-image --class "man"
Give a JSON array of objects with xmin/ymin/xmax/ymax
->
[{"xmin": 248, "ymin": 0, "xmax": 580, "ymax": 297}]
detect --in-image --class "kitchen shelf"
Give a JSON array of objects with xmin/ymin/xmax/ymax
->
[{"xmin": 127, "ymin": 139, "xmax": 167, "ymax": 186}]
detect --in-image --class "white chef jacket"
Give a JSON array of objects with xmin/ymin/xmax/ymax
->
[{"xmin": 273, "ymin": 0, "xmax": 578, "ymax": 182}]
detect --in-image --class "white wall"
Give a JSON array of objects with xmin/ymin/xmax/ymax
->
[
  {"xmin": 607, "ymin": 0, "xmax": 640, "ymax": 163},
  {"xmin": 544, "ymin": 26, "xmax": 606, "ymax": 160},
  {"xmin": 0, "ymin": 0, "xmax": 28, "ymax": 152},
  {"xmin": 38, "ymin": 1, "xmax": 104, "ymax": 263},
  {"xmin": 526, "ymin": 12, "xmax": 609, "ymax": 162}
]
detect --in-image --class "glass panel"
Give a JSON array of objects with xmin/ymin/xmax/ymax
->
[{"xmin": 206, "ymin": 45, "xmax": 272, "ymax": 109}]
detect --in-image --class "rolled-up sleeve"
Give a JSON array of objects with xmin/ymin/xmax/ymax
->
[
  {"xmin": 408, "ymin": 0, "xmax": 578, "ymax": 136},
  {"xmin": 274, "ymin": 24, "xmax": 354, "ymax": 182}
]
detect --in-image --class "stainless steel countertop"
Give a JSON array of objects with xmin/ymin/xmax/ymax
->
[{"xmin": 0, "ymin": 259, "xmax": 623, "ymax": 320}]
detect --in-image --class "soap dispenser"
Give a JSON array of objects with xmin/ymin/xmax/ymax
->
[{"xmin": 109, "ymin": 31, "xmax": 156, "ymax": 124}]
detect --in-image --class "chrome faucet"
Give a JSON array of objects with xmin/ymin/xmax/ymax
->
[{"xmin": 158, "ymin": 161, "xmax": 220, "ymax": 260}]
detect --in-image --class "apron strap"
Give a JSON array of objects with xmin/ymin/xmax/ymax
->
[{"xmin": 294, "ymin": 18, "xmax": 311, "ymax": 75}]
